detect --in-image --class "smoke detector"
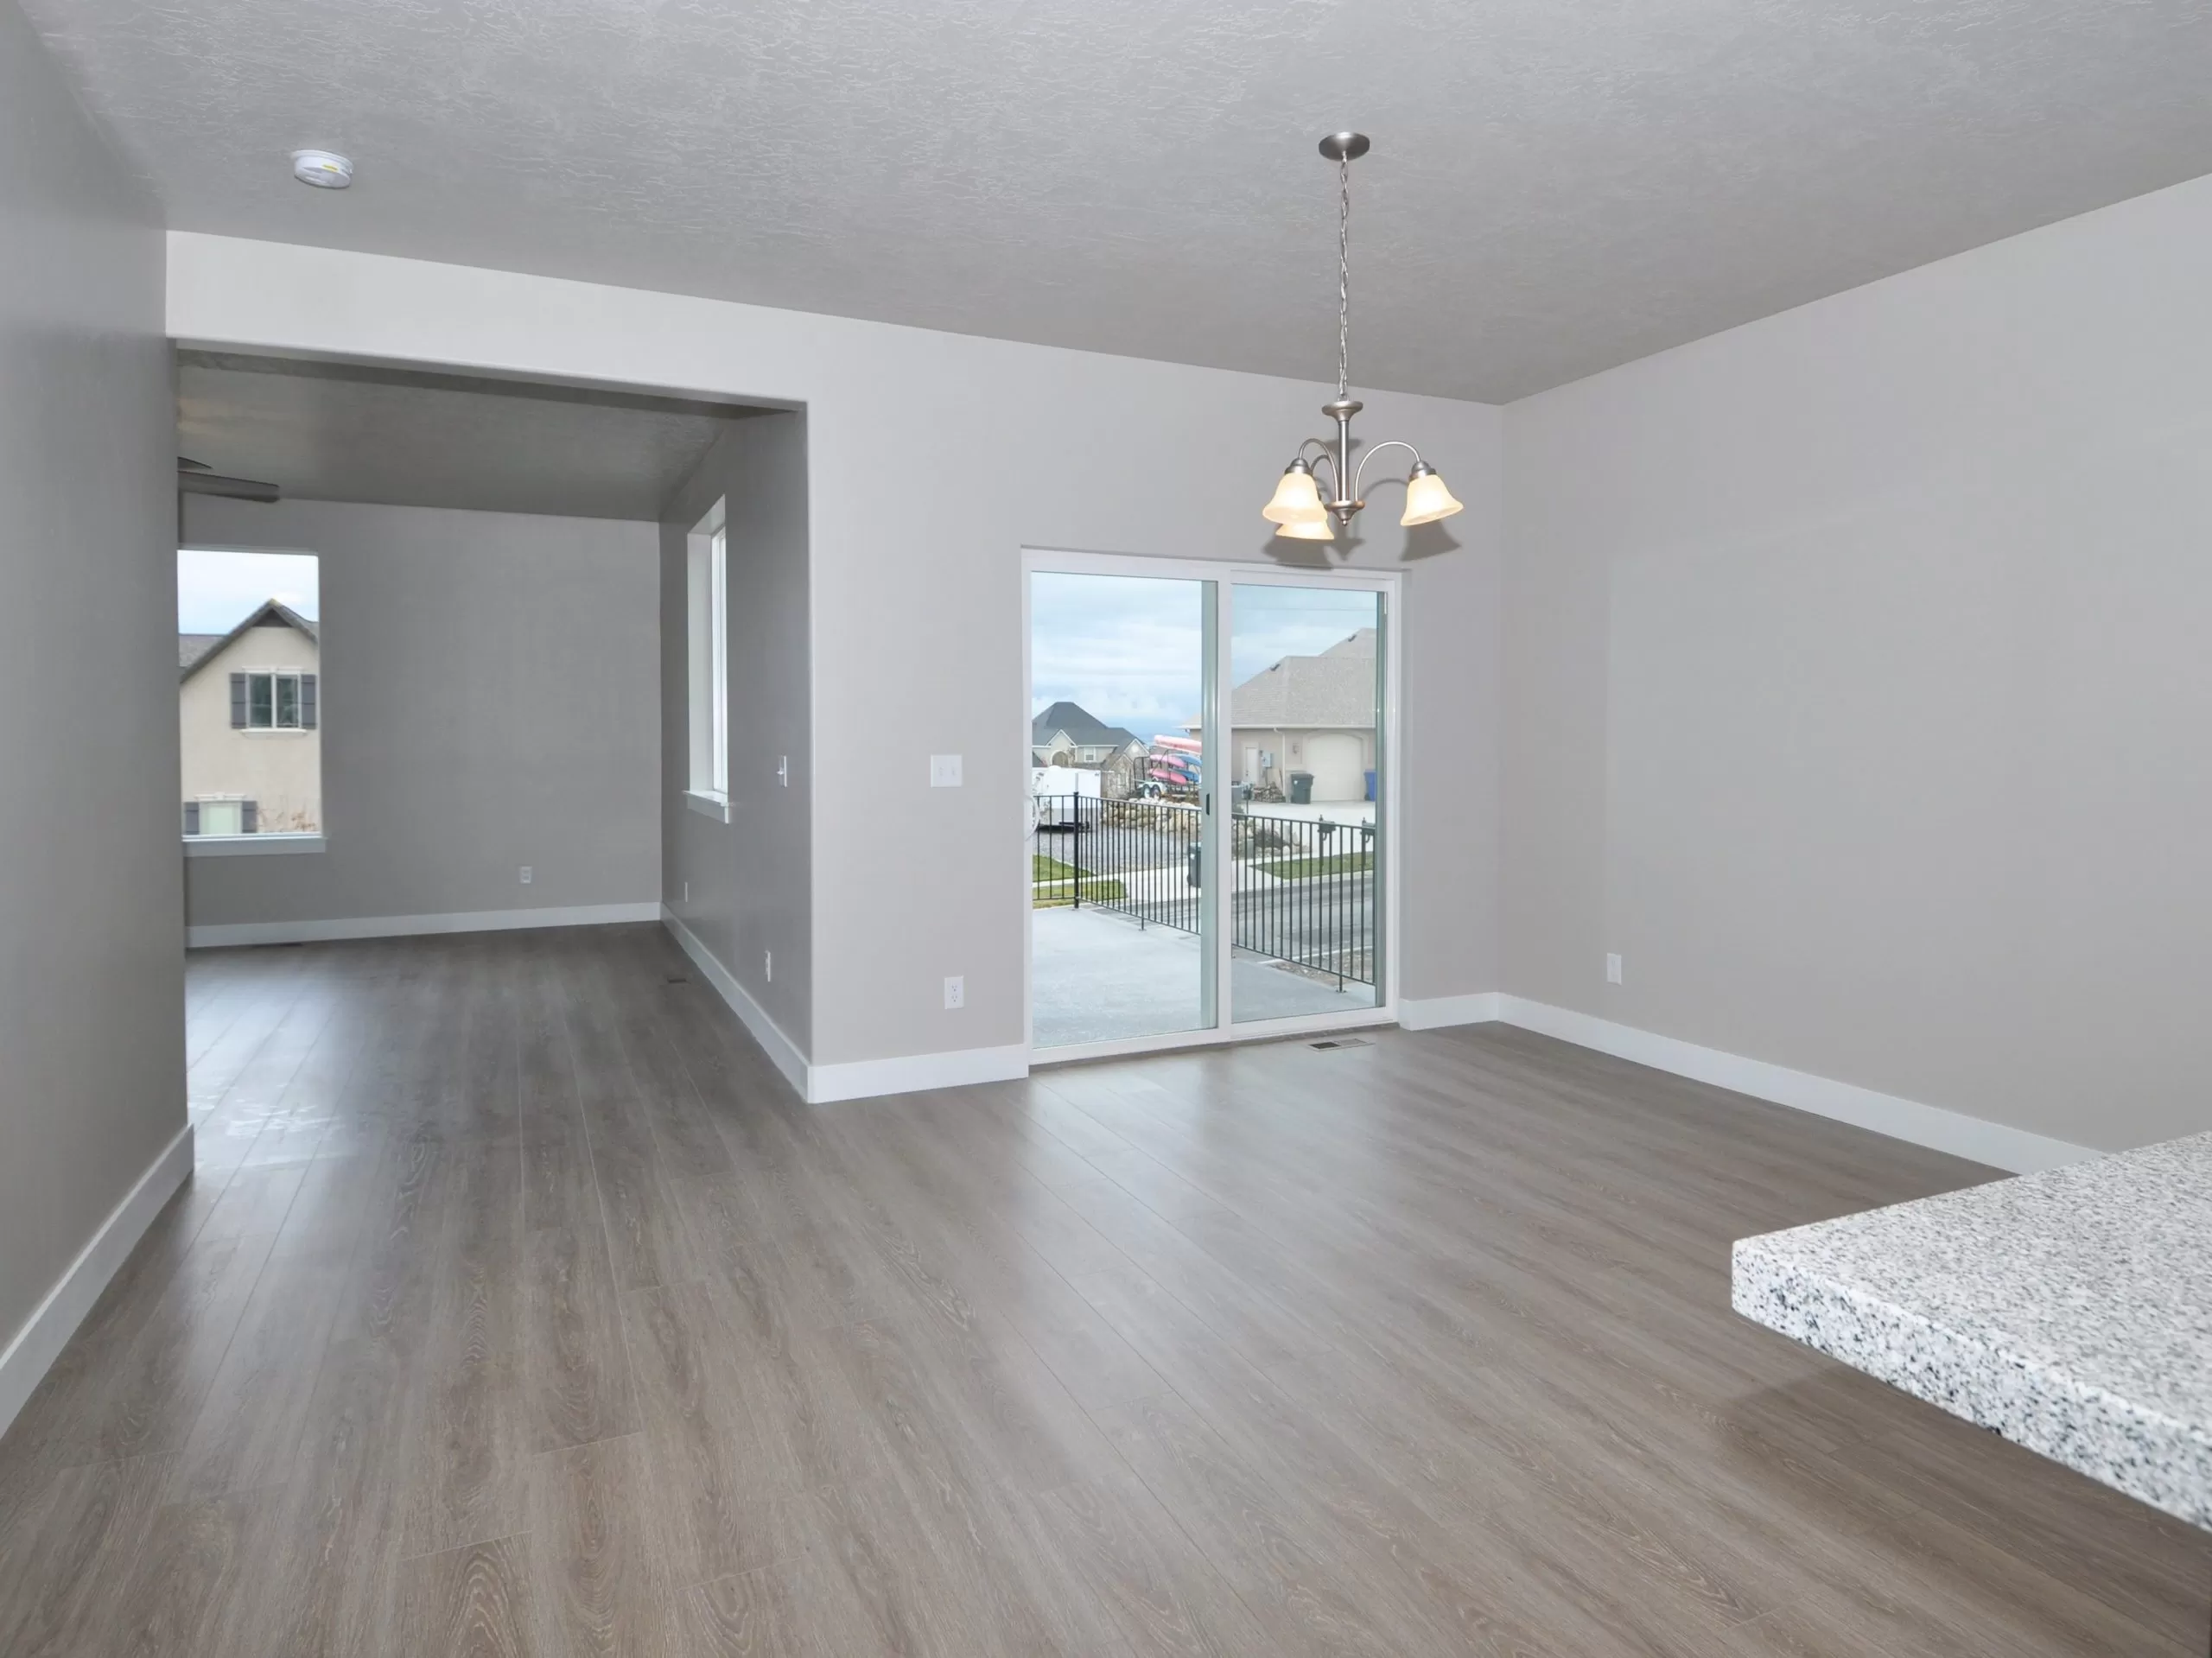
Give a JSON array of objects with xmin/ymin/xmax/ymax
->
[{"xmin": 291, "ymin": 150, "xmax": 353, "ymax": 189}]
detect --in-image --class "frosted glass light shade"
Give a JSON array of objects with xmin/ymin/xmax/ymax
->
[
  {"xmin": 1262, "ymin": 463, "xmax": 1326, "ymax": 524},
  {"xmin": 1274, "ymin": 513, "xmax": 1335, "ymax": 541},
  {"xmin": 1400, "ymin": 464, "xmax": 1464, "ymax": 526}
]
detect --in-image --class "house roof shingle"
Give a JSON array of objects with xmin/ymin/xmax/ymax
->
[
  {"xmin": 1217, "ymin": 627, "xmax": 1377, "ymax": 730},
  {"xmin": 1030, "ymin": 701, "xmax": 1141, "ymax": 752},
  {"xmin": 179, "ymin": 633, "xmax": 226, "ymax": 671},
  {"xmin": 179, "ymin": 599, "xmax": 318, "ymax": 683}
]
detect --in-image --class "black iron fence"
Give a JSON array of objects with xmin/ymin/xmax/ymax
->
[
  {"xmin": 1236, "ymin": 807, "xmax": 1376, "ymax": 988},
  {"xmin": 1031, "ymin": 793, "xmax": 1202, "ymax": 935},
  {"xmin": 1030, "ymin": 794, "xmax": 1376, "ymax": 988}
]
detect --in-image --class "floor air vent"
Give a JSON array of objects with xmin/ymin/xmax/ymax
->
[{"xmin": 1309, "ymin": 1037, "xmax": 1372, "ymax": 1051}]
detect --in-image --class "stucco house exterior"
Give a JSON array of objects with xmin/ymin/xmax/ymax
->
[
  {"xmin": 1194, "ymin": 626, "xmax": 1379, "ymax": 803},
  {"xmin": 179, "ymin": 599, "xmax": 321, "ymax": 835}
]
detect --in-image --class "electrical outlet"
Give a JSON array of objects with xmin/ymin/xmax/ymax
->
[
  {"xmin": 519, "ymin": 865, "xmax": 532, "ymax": 886},
  {"xmin": 764, "ymin": 950, "xmax": 772, "ymax": 982},
  {"xmin": 930, "ymin": 753, "xmax": 963, "ymax": 788},
  {"xmin": 1605, "ymin": 952, "xmax": 1623, "ymax": 985},
  {"xmin": 943, "ymin": 975, "xmax": 964, "ymax": 1010}
]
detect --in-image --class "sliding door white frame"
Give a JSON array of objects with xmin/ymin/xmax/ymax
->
[{"xmin": 1021, "ymin": 547, "xmax": 1402, "ymax": 1064}]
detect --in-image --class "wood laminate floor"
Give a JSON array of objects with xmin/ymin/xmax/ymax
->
[{"xmin": 0, "ymin": 924, "xmax": 2202, "ymax": 1655}]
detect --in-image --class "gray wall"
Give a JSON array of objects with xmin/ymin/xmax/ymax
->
[
  {"xmin": 149, "ymin": 161, "xmax": 2212, "ymax": 1147},
  {"xmin": 1503, "ymin": 169, "xmax": 2212, "ymax": 1153},
  {"xmin": 659, "ymin": 414, "xmax": 814, "ymax": 1052},
  {"xmin": 168, "ymin": 235, "xmax": 1504, "ymax": 1068},
  {"xmin": 181, "ymin": 497, "xmax": 661, "ymax": 928},
  {"xmin": 805, "ymin": 365, "xmax": 1500, "ymax": 1069},
  {"xmin": 0, "ymin": 1, "xmax": 181, "ymax": 1373}
]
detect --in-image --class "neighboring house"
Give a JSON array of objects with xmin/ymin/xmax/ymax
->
[
  {"xmin": 1029, "ymin": 700, "xmax": 1148, "ymax": 797},
  {"xmin": 1192, "ymin": 627, "xmax": 1379, "ymax": 802},
  {"xmin": 179, "ymin": 598, "xmax": 321, "ymax": 835}
]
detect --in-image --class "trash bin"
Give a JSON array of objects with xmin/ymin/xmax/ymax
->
[
  {"xmin": 1363, "ymin": 769, "xmax": 1376, "ymax": 802},
  {"xmin": 1186, "ymin": 844, "xmax": 1202, "ymax": 887},
  {"xmin": 1288, "ymin": 771, "xmax": 1313, "ymax": 804}
]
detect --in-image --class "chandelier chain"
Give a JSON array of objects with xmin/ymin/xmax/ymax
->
[{"xmin": 1336, "ymin": 156, "xmax": 1351, "ymax": 399}]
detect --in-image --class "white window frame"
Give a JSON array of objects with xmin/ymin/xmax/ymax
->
[
  {"xmin": 244, "ymin": 669, "xmax": 307, "ymax": 731},
  {"xmin": 710, "ymin": 526, "xmax": 728, "ymax": 797},
  {"xmin": 684, "ymin": 501, "xmax": 731, "ymax": 821}
]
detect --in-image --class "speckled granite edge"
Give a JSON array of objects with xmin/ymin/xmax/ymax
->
[{"xmin": 1732, "ymin": 1236, "xmax": 2212, "ymax": 1530}]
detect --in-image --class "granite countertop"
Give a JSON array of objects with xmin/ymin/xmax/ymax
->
[{"xmin": 1732, "ymin": 1130, "xmax": 2212, "ymax": 1529}]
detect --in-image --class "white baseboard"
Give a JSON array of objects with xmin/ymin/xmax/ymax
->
[
  {"xmin": 187, "ymin": 901, "xmax": 662, "ymax": 949},
  {"xmin": 1397, "ymin": 992, "xmax": 1503, "ymax": 1031},
  {"xmin": 1495, "ymin": 996, "xmax": 2089, "ymax": 1172},
  {"xmin": 660, "ymin": 907, "xmax": 810, "ymax": 1102},
  {"xmin": 0, "ymin": 1122, "xmax": 194, "ymax": 1439},
  {"xmin": 1397, "ymin": 991, "xmax": 2088, "ymax": 1175},
  {"xmin": 809, "ymin": 1044, "xmax": 1031, "ymax": 1104},
  {"xmin": 658, "ymin": 908, "xmax": 1028, "ymax": 1105}
]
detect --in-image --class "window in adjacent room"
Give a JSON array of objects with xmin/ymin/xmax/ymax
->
[
  {"xmin": 178, "ymin": 549, "xmax": 323, "ymax": 844},
  {"xmin": 685, "ymin": 499, "xmax": 729, "ymax": 817},
  {"xmin": 184, "ymin": 797, "xmax": 251, "ymax": 836},
  {"xmin": 239, "ymin": 670, "xmax": 312, "ymax": 729}
]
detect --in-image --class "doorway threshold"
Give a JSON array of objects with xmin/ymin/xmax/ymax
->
[{"xmin": 1030, "ymin": 1007, "xmax": 1398, "ymax": 1068}]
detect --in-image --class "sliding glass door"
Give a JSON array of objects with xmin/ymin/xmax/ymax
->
[
  {"xmin": 1027, "ymin": 569, "xmax": 1217, "ymax": 1049},
  {"xmin": 1227, "ymin": 582, "xmax": 1383, "ymax": 1023},
  {"xmin": 1027, "ymin": 555, "xmax": 1392, "ymax": 1058}
]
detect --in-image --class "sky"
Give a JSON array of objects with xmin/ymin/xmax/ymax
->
[
  {"xmin": 1030, "ymin": 572, "xmax": 1376, "ymax": 740},
  {"xmin": 178, "ymin": 549, "xmax": 320, "ymax": 633}
]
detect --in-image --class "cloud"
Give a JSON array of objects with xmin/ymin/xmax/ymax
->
[
  {"xmin": 1228, "ymin": 585, "xmax": 1377, "ymax": 683},
  {"xmin": 1031, "ymin": 572, "xmax": 1203, "ymax": 738},
  {"xmin": 1030, "ymin": 572, "xmax": 1378, "ymax": 738},
  {"xmin": 178, "ymin": 549, "xmax": 320, "ymax": 633}
]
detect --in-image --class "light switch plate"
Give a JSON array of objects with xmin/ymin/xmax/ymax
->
[{"xmin": 930, "ymin": 754, "xmax": 963, "ymax": 788}]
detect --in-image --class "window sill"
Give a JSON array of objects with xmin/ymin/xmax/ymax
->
[
  {"xmin": 184, "ymin": 834, "xmax": 326, "ymax": 858},
  {"xmin": 683, "ymin": 790, "xmax": 731, "ymax": 823}
]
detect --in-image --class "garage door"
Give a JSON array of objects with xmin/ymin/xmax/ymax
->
[{"xmin": 1304, "ymin": 733, "xmax": 1366, "ymax": 803}]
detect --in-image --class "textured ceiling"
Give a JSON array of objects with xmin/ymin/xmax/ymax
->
[
  {"xmin": 178, "ymin": 353, "xmax": 767, "ymax": 519},
  {"xmin": 34, "ymin": 1, "xmax": 2212, "ymax": 401}
]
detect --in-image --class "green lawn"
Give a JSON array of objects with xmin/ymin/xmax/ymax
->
[
  {"xmin": 1033, "ymin": 880, "xmax": 1128, "ymax": 906},
  {"xmin": 1258, "ymin": 850, "xmax": 1374, "ymax": 880},
  {"xmin": 1032, "ymin": 853, "xmax": 1126, "ymax": 905}
]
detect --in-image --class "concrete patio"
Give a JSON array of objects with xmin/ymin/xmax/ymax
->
[{"xmin": 1031, "ymin": 903, "xmax": 1376, "ymax": 1049}]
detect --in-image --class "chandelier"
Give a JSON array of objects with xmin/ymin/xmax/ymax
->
[{"xmin": 1262, "ymin": 132, "xmax": 1464, "ymax": 543}]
